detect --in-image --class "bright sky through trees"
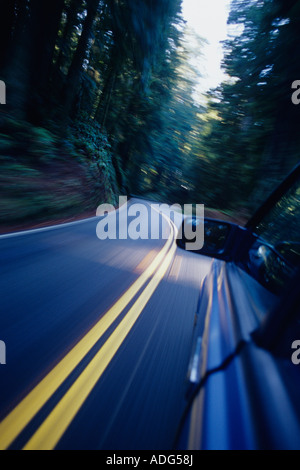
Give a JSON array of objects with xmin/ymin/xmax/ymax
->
[{"xmin": 182, "ymin": 0, "xmax": 231, "ymax": 93}]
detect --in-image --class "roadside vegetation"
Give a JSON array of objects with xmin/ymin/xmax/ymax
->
[{"xmin": 0, "ymin": 0, "xmax": 299, "ymax": 229}]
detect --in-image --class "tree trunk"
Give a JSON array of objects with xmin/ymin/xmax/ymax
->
[
  {"xmin": 2, "ymin": 0, "xmax": 31, "ymax": 119},
  {"xmin": 94, "ymin": 67, "xmax": 117, "ymax": 126},
  {"xmin": 27, "ymin": 0, "xmax": 65, "ymax": 123},
  {"xmin": 62, "ymin": 0, "xmax": 100, "ymax": 118},
  {"xmin": 55, "ymin": 0, "xmax": 83, "ymax": 74}
]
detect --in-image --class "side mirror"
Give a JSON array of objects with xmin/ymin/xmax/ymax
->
[{"xmin": 177, "ymin": 217, "xmax": 233, "ymax": 257}]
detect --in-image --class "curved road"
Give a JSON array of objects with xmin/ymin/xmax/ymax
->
[{"xmin": 0, "ymin": 200, "xmax": 212, "ymax": 450}]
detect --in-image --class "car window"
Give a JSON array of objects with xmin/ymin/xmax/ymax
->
[
  {"xmin": 255, "ymin": 181, "xmax": 300, "ymax": 256},
  {"xmin": 248, "ymin": 179, "xmax": 300, "ymax": 293}
]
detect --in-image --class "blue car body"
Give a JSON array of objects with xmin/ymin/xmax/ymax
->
[{"xmin": 177, "ymin": 163, "xmax": 300, "ymax": 450}]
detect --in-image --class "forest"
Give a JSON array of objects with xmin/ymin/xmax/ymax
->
[{"xmin": 0, "ymin": 0, "xmax": 300, "ymax": 228}]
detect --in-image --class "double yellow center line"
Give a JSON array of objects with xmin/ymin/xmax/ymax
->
[{"xmin": 0, "ymin": 208, "xmax": 178, "ymax": 450}]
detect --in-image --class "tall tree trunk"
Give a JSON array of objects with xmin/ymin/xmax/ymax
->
[
  {"xmin": 55, "ymin": 0, "xmax": 83, "ymax": 74},
  {"xmin": 62, "ymin": 0, "xmax": 100, "ymax": 118},
  {"xmin": 27, "ymin": 0, "xmax": 65, "ymax": 123},
  {"xmin": 94, "ymin": 68, "xmax": 117, "ymax": 126},
  {"xmin": 2, "ymin": 0, "xmax": 31, "ymax": 119},
  {"xmin": 94, "ymin": 41, "xmax": 121, "ymax": 126}
]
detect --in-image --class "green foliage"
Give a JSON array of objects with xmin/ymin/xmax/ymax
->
[
  {"xmin": 70, "ymin": 113, "xmax": 120, "ymax": 204},
  {"xmin": 0, "ymin": 115, "xmax": 119, "ymax": 225},
  {"xmin": 4, "ymin": 0, "xmax": 298, "ymax": 229},
  {"xmin": 0, "ymin": 0, "xmax": 188, "ymax": 227},
  {"xmin": 188, "ymin": 0, "xmax": 300, "ymax": 214}
]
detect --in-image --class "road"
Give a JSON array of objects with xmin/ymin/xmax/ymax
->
[{"xmin": 0, "ymin": 199, "xmax": 212, "ymax": 450}]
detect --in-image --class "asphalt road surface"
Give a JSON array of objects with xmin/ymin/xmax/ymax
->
[{"xmin": 0, "ymin": 200, "xmax": 212, "ymax": 450}]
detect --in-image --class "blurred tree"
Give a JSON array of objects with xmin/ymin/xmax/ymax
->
[
  {"xmin": 61, "ymin": 0, "xmax": 100, "ymax": 117},
  {"xmin": 28, "ymin": 0, "xmax": 65, "ymax": 122},
  {"xmin": 54, "ymin": 0, "xmax": 84, "ymax": 75},
  {"xmin": 191, "ymin": 0, "xmax": 300, "ymax": 213},
  {"xmin": 0, "ymin": 0, "xmax": 16, "ymax": 71},
  {"xmin": 0, "ymin": 0, "xmax": 199, "ymax": 210},
  {"xmin": 7, "ymin": 0, "xmax": 299, "ymax": 221}
]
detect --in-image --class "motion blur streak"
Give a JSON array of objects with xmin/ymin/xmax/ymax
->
[
  {"xmin": 23, "ymin": 222, "xmax": 178, "ymax": 450},
  {"xmin": 0, "ymin": 211, "xmax": 175, "ymax": 451},
  {"xmin": 134, "ymin": 249, "xmax": 159, "ymax": 273}
]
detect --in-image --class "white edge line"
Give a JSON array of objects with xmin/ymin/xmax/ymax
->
[
  {"xmin": 0, "ymin": 200, "xmax": 130, "ymax": 241},
  {"xmin": 0, "ymin": 216, "xmax": 100, "ymax": 240}
]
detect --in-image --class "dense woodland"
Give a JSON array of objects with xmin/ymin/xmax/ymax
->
[{"xmin": 0, "ymin": 0, "xmax": 299, "ymax": 227}]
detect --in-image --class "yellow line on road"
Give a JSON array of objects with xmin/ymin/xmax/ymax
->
[
  {"xmin": 23, "ymin": 226, "xmax": 177, "ymax": 450},
  {"xmin": 0, "ymin": 212, "xmax": 176, "ymax": 450}
]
